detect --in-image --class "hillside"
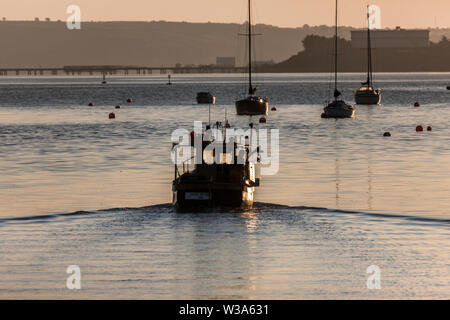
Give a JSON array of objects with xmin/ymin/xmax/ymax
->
[
  {"xmin": 0, "ymin": 20, "xmax": 449, "ymax": 69},
  {"xmin": 268, "ymin": 35, "xmax": 450, "ymax": 72},
  {"xmin": 0, "ymin": 21, "xmax": 303, "ymax": 68}
]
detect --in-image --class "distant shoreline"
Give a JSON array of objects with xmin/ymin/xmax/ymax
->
[
  {"xmin": 1, "ymin": 21, "xmax": 450, "ymax": 70},
  {"xmin": 2, "ymin": 71, "xmax": 450, "ymax": 76}
]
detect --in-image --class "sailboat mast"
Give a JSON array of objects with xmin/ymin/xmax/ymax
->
[
  {"xmin": 334, "ymin": 0, "xmax": 338, "ymax": 95},
  {"xmin": 366, "ymin": 5, "xmax": 373, "ymax": 87},
  {"xmin": 248, "ymin": 0, "xmax": 253, "ymax": 95}
]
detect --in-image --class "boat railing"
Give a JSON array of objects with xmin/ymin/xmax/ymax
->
[
  {"xmin": 174, "ymin": 144, "xmax": 195, "ymax": 179},
  {"xmin": 175, "ymin": 159, "xmax": 193, "ymax": 179}
]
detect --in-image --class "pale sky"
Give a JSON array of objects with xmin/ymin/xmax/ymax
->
[{"xmin": 1, "ymin": 0, "xmax": 450, "ymax": 28}]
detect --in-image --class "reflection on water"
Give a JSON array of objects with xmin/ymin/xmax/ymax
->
[
  {"xmin": 335, "ymin": 157, "xmax": 341, "ymax": 207},
  {"xmin": 367, "ymin": 148, "xmax": 374, "ymax": 210},
  {"xmin": 241, "ymin": 210, "xmax": 261, "ymax": 233}
]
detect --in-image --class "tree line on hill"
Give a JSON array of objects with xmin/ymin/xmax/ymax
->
[{"xmin": 261, "ymin": 35, "xmax": 450, "ymax": 72}]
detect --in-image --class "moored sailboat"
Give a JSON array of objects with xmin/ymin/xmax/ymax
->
[
  {"xmin": 235, "ymin": 0, "xmax": 269, "ymax": 116},
  {"xmin": 354, "ymin": 5, "xmax": 381, "ymax": 105},
  {"xmin": 322, "ymin": 0, "xmax": 355, "ymax": 119}
]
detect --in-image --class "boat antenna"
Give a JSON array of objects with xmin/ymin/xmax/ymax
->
[
  {"xmin": 208, "ymin": 103, "xmax": 211, "ymax": 126},
  {"xmin": 248, "ymin": 0, "xmax": 253, "ymax": 96},
  {"xmin": 247, "ymin": 122, "xmax": 254, "ymax": 165},
  {"xmin": 366, "ymin": 5, "xmax": 373, "ymax": 87}
]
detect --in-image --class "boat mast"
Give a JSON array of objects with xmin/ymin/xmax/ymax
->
[
  {"xmin": 366, "ymin": 5, "xmax": 373, "ymax": 87},
  {"xmin": 248, "ymin": 0, "xmax": 253, "ymax": 95},
  {"xmin": 334, "ymin": 0, "xmax": 339, "ymax": 99}
]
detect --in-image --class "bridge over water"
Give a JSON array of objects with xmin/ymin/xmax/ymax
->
[{"xmin": 0, "ymin": 65, "xmax": 247, "ymax": 76}]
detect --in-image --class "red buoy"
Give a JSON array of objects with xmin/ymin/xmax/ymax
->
[
  {"xmin": 271, "ymin": 107, "xmax": 277, "ymax": 111},
  {"xmin": 115, "ymin": 105, "xmax": 121, "ymax": 109},
  {"xmin": 127, "ymin": 98, "xmax": 133, "ymax": 103},
  {"xmin": 427, "ymin": 126, "xmax": 432, "ymax": 131},
  {"xmin": 109, "ymin": 112, "xmax": 116, "ymax": 119},
  {"xmin": 190, "ymin": 131, "xmax": 195, "ymax": 146},
  {"xmin": 383, "ymin": 132, "xmax": 391, "ymax": 137},
  {"xmin": 88, "ymin": 103, "xmax": 94, "ymax": 107},
  {"xmin": 416, "ymin": 125, "xmax": 423, "ymax": 132},
  {"xmin": 259, "ymin": 117, "xmax": 266, "ymax": 123},
  {"xmin": 414, "ymin": 102, "xmax": 420, "ymax": 107}
]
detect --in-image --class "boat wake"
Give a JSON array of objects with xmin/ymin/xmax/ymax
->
[{"xmin": 0, "ymin": 202, "xmax": 448, "ymax": 227}]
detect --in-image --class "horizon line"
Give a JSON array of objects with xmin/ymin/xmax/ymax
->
[{"xmin": 1, "ymin": 19, "xmax": 450, "ymax": 30}]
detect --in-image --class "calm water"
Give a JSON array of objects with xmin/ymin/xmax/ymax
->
[{"xmin": 0, "ymin": 73, "xmax": 449, "ymax": 299}]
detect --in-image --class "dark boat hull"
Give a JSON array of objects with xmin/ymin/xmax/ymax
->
[
  {"xmin": 196, "ymin": 95, "xmax": 216, "ymax": 104},
  {"xmin": 196, "ymin": 97, "xmax": 215, "ymax": 104},
  {"xmin": 172, "ymin": 183, "xmax": 254, "ymax": 211},
  {"xmin": 322, "ymin": 100, "xmax": 355, "ymax": 118},
  {"xmin": 236, "ymin": 98, "xmax": 268, "ymax": 116},
  {"xmin": 355, "ymin": 89, "xmax": 381, "ymax": 105}
]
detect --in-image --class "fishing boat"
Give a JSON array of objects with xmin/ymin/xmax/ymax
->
[
  {"xmin": 196, "ymin": 92, "xmax": 216, "ymax": 104},
  {"xmin": 354, "ymin": 5, "xmax": 381, "ymax": 105},
  {"xmin": 322, "ymin": 0, "xmax": 355, "ymax": 119},
  {"xmin": 172, "ymin": 123, "xmax": 261, "ymax": 211},
  {"xmin": 235, "ymin": 0, "xmax": 269, "ymax": 116}
]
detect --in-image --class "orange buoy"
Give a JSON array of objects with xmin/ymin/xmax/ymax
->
[
  {"xmin": 416, "ymin": 125, "xmax": 423, "ymax": 132},
  {"xmin": 88, "ymin": 103, "xmax": 94, "ymax": 107},
  {"xmin": 383, "ymin": 132, "xmax": 391, "ymax": 137},
  {"xmin": 259, "ymin": 117, "xmax": 266, "ymax": 123},
  {"xmin": 115, "ymin": 105, "xmax": 121, "ymax": 109},
  {"xmin": 427, "ymin": 126, "xmax": 432, "ymax": 131},
  {"xmin": 414, "ymin": 102, "xmax": 420, "ymax": 107},
  {"xmin": 127, "ymin": 98, "xmax": 133, "ymax": 103},
  {"xmin": 271, "ymin": 107, "xmax": 277, "ymax": 111},
  {"xmin": 109, "ymin": 112, "xmax": 116, "ymax": 119}
]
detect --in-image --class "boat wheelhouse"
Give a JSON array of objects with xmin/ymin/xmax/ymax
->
[{"xmin": 172, "ymin": 123, "xmax": 261, "ymax": 211}]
